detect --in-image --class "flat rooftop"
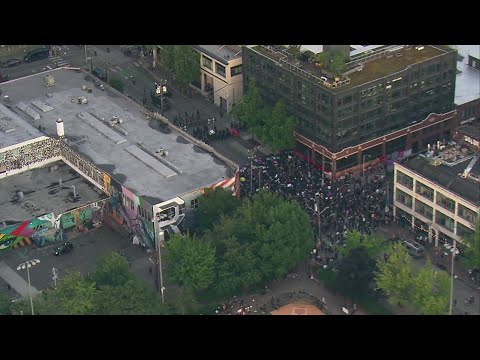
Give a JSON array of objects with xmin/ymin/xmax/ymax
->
[
  {"xmin": 252, "ymin": 45, "xmax": 448, "ymax": 91},
  {"xmin": 0, "ymin": 103, "xmax": 43, "ymax": 149},
  {"xmin": 0, "ymin": 161, "xmax": 107, "ymax": 223},
  {"xmin": 195, "ymin": 45, "xmax": 242, "ymax": 65},
  {"xmin": 456, "ymin": 124, "xmax": 480, "ymax": 141},
  {"xmin": 400, "ymin": 145, "xmax": 480, "ymax": 206},
  {"xmin": 453, "ymin": 45, "xmax": 480, "ymax": 105},
  {"xmin": 0, "ymin": 69, "xmax": 233, "ymax": 204}
]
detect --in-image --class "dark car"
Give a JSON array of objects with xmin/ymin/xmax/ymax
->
[
  {"xmin": 53, "ymin": 242, "xmax": 74, "ymax": 256},
  {"xmin": 92, "ymin": 68, "xmax": 107, "ymax": 81},
  {"xmin": 3, "ymin": 58, "xmax": 21, "ymax": 68},
  {"xmin": 468, "ymin": 268, "xmax": 480, "ymax": 284}
]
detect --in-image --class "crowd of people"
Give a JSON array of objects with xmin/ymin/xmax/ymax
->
[{"xmin": 239, "ymin": 150, "xmax": 392, "ymax": 259}]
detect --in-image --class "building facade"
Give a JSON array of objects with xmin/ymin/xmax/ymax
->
[
  {"xmin": 243, "ymin": 45, "xmax": 458, "ymax": 178},
  {"xmin": 193, "ymin": 45, "xmax": 243, "ymax": 112},
  {"xmin": 393, "ymin": 149, "xmax": 479, "ymax": 248}
]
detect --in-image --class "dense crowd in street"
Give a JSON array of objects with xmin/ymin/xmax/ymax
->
[{"xmin": 239, "ymin": 150, "xmax": 392, "ymax": 259}]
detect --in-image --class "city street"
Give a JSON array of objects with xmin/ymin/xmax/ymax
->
[{"xmin": 0, "ymin": 226, "xmax": 155, "ymax": 301}]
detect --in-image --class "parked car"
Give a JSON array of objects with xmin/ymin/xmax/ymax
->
[
  {"xmin": 3, "ymin": 58, "xmax": 21, "ymax": 68},
  {"xmin": 92, "ymin": 67, "xmax": 107, "ymax": 81},
  {"xmin": 468, "ymin": 268, "xmax": 480, "ymax": 284},
  {"xmin": 23, "ymin": 47, "xmax": 49, "ymax": 63},
  {"xmin": 53, "ymin": 242, "xmax": 73, "ymax": 256}
]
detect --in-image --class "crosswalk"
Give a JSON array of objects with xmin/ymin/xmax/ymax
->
[{"xmin": 48, "ymin": 54, "xmax": 70, "ymax": 68}]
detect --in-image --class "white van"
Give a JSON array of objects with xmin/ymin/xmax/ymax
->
[{"xmin": 403, "ymin": 240, "xmax": 425, "ymax": 258}]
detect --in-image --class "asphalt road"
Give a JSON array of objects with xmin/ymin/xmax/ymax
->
[{"xmin": 0, "ymin": 226, "xmax": 154, "ymax": 298}]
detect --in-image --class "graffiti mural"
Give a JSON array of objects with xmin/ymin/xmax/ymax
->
[{"xmin": 0, "ymin": 201, "xmax": 107, "ymax": 251}]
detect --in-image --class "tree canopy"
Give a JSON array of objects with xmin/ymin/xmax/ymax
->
[
  {"xmin": 233, "ymin": 79, "xmax": 266, "ymax": 136},
  {"xmin": 375, "ymin": 242, "xmax": 415, "ymax": 307},
  {"xmin": 92, "ymin": 252, "xmax": 133, "ymax": 288},
  {"xmin": 461, "ymin": 222, "xmax": 480, "ymax": 270},
  {"xmin": 336, "ymin": 247, "xmax": 376, "ymax": 299},
  {"xmin": 0, "ymin": 294, "xmax": 11, "ymax": 315},
  {"xmin": 411, "ymin": 260, "xmax": 450, "ymax": 315},
  {"xmin": 173, "ymin": 46, "xmax": 200, "ymax": 86},
  {"xmin": 197, "ymin": 187, "xmax": 240, "ymax": 234},
  {"xmin": 164, "ymin": 233, "xmax": 216, "ymax": 291},
  {"xmin": 262, "ymin": 101, "xmax": 298, "ymax": 152},
  {"xmin": 339, "ymin": 231, "xmax": 387, "ymax": 259}
]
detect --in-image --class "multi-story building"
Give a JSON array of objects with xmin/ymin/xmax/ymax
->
[
  {"xmin": 0, "ymin": 68, "xmax": 238, "ymax": 251},
  {"xmin": 243, "ymin": 45, "xmax": 458, "ymax": 178},
  {"xmin": 193, "ymin": 45, "xmax": 243, "ymax": 112},
  {"xmin": 393, "ymin": 139, "xmax": 479, "ymax": 248}
]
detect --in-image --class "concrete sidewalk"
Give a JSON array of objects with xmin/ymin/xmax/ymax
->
[{"xmin": 0, "ymin": 261, "xmax": 41, "ymax": 298}]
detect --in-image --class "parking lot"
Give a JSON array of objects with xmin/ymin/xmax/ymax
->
[{"xmin": 0, "ymin": 226, "xmax": 154, "ymax": 300}]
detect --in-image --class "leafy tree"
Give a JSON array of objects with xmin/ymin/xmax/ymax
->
[
  {"xmin": 235, "ymin": 190, "xmax": 314, "ymax": 280},
  {"xmin": 173, "ymin": 46, "xmax": 200, "ymax": 87},
  {"xmin": 375, "ymin": 242, "xmax": 415, "ymax": 307},
  {"xmin": 315, "ymin": 52, "xmax": 331, "ymax": 67},
  {"xmin": 233, "ymin": 79, "xmax": 266, "ymax": 139},
  {"xmin": 339, "ymin": 231, "xmax": 387, "ymax": 259},
  {"xmin": 336, "ymin": 247, "xmax": 376, "ymax": 299},
  {"xmin": 0, "ymin": 294, "xmax": 11, "ymax": 315},
  {"xmin": 164, "ymin": 233, "xmax": 216, "ymax": 291},
  {"xmin": 197, "ymin": 188, "xmax": 240, "ymax": 234},
  {"xmin": 213, "ymin": 236, "xmax": 260, "ymax": 297},
  {"xmin": 461, "ymin": 222, "xmax": 480, "ymax": 270},
  {"xmin": 159, "ymin": 45, "xmax": 175, "ymax": 71},
  {"xmin": 94, "ymin": 279, "xmax": 167, "ymax": 315},
  {"xmin": 169, "ymin": 286, "xmax": 197, "ymax": 315},
  {"xmin": 109, "ymin": 77, "xmax": 124, "ymax": 93},
  {"xmin": 411, "ymin": 260, "xmax": 450, "ymax": 315},
  {"xmin": 263, "ymin": 101, "xmax": 298, "ymax": 152},
  {"xmin": 92, "ymin": 252, "xmax": 134, "ymax": 288},
  {"xmin": 330, "ymin": 53, "xmax": 347, "ymax": 76},
  {"xmin": 37, "ymin": 272, "xmax": 97, "ymax": 315}
]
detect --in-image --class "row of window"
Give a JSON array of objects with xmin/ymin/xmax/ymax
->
[
  {"xmin": 396, "ymin": 171, "xmax": 479, "ymax": 224},
  {"xmin": 202, "ymin": 55, "xmax": 242, "ymax": 78}
]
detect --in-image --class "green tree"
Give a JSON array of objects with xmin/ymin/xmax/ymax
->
[
  {"xmin": 411, "ymin": 260, "xmax": 450, "ymax": 315},
  {"xmin": 169, "ymin": 286, "xmax": 197, "ymax": 315},
  {"xmin": 263, "ymin": 101, "xmax": 298, "ymax": 151},
  {"xmin": 233, "ymin": 79, "xmax": 266, "ymax": 139},
  {"xmin": 159, "ymin": 45, "xmax": 175, "ymax": 71},
  {"xmin": 197, "ymin": 187, "xmax": 240, "ymax": 234},
  {"xmin": 315, "ymin": 52, "xmax": 331, "ymax": 67},
  {"xmin": 375, "ymin": 242, "xmax": 415, "ymax": 307},
  {"xmin": 37, "ymin": 272, "xmax": 97, "ymax": 315},
  {"xmin": 339, "ymin": 231, "xmax": 387, "ymax": 259},
  {"xmin": 164, "ymin": 233, "xmax": 216, "ymax": 291},
  {"xmin": 330, "ymin": 53, "xmax": 346, "ymax": 76},
  {"xmin": 94, "ymin": 279, "xmax": 168, "ymax": 315},
  {"xmin": 462, "ymin": 222, "xmax": 480, "ymax": 270},
  {"xmin": 213, "ymin": 236, "xmax": 260, "ymax": 297},
  {"xmin": 235, "ymin": 190, "xmax": 314, "ymax": 280},
  {"xmin": 109, "ymin": 77, "xmax": 124, "ymax": 93},
  {"xmin": 0, "ymin": 294, "xmax": 11, "ymax": 315},
  {"xmin": 92, "ymin": 252, "xmax": 134, "ymax": 288},
  {"xmin": 173, "ymin": 46, "xmax": 200, "ymax": 87},
  {"xmin": 336, "ymin": 247, "xmax": 376, "ymax": 299}
]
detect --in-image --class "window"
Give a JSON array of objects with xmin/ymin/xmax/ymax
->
[
  {"xmin": 414, "ymin": 199, "xmax": 433, "ymax": 220},
  {"xmin": 230, "ymin": 64, "xmax": 242, "ymax": 77},
  {"xmin": 215, "ymin": 63, "xmax": 226, "ymax": 77},
  {"xmin": 456, "ymin": 222, "xmax": 474, "ymax": 238},
  {"xmin": 396, "ymin": 171, "xmax": 414, "ymax": 190},
  {"xmin": 457, "ymin": 203, "xmax": 478, "ymax": 224},
  {"xmin": 435, "ymin": 210, "xmax": 454, "ymax": 232},
  {"xmin": 415, "ymin": 181, "xmax": 434, "ymax": 202},
  {"xmin": 190, "ymin": 199, "xmax": 198, "ymax": 210},
  {"xmin": 396, "ymin": 189, "xmax": 413, "ymax": 208},
  {"xmin": 436, "ymin": 192, "xmax": 455, "ymax": 214},
  {"xmin": 202, "ymin": 56, "xmax": 212, "ymax": 70}
]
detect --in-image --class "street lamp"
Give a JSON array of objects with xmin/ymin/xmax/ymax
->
[
  {"xmin": 16, "ymin": 258, "xmax": 40, "ymax": 315},
  {"xmin": 449, "ymin": 238, "xmax": 457, "ymax": 315},
  {"xmin": 155, "ymin": 80, "xmax": 168, "ymax": 112},
  {"xmin": 362, "ymin": 154, "xmax": 372, "ymax": 184},
  {"xmin": 157, "ymin": 231, "xmax": 165, "ymax": 304},
  {"xmin": 247, "ymin": 146, "xmax": 260, "ymax": 197},
  {"xmin": 314, "ymin": 193, "xmax": 330, "ymax": 247}
]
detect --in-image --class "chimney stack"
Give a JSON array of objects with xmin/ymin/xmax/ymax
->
[{"xmin": 56, "ymin": 118, "xmax": 65, "ymax": 138}]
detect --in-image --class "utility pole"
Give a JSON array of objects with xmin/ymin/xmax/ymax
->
[
  {"xmin": 157, "ymin": 231, "xmax": 165, "ymax": 304},
  {"xmin": 53, "ymin": 45, "xmax": 58, "ymax": 68},
  {"xmin": 84, "ymin": 45, "xmax": 88, "ymax": 68},
  {"xmin": 449, "ymin": 238, "xmax": 456, "ymax": 315},
  {"xmin": 315, "ymin": 193, "xmax": 321, "ymax": 247}
]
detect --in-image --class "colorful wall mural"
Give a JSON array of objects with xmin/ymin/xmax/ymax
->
[{"xmin": 0, "ymin": 201, "xmax": 107, "ymax": 251}]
